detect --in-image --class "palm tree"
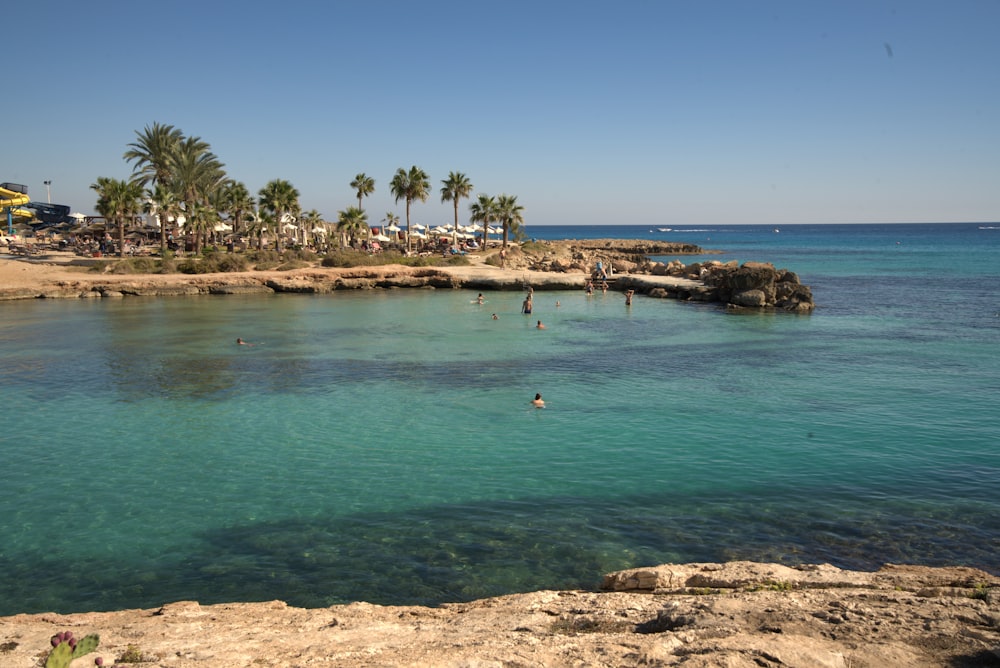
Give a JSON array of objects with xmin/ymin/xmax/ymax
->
[
  {"xmin": 258, "ymin": 179, "xmax": 300, "ymax": 252},
  {"xmin": 469, "ymin": 194, "xmax": 497, "ymax": 252},
  {"xmin": 379, "ymin": 211, "xmax": 400, "ymax": 244},
  {"xmin": 495, "ymin": 194, "xmax": 525, "ymax": 249},
  {"xmin": 300, "ymin": 209, "xmax": 323, "ymax": 248},
  {"xmin": 145, "ymin": 183, "xmax": 182, "ymax": 252},
  {"xmin": 171, "ymin": 135, "xmax": 226, "ymax": 252},
  {"xmin": 336, "ymin": 206, "xmax": 369, "ymax": 249},
  {"xmin": 350, "ymin": 173, "xmax": 375, "ymax": 211},
  {"xmin": 123, "ymin": 122, "xmax": 184, "ymax": 250},
  {"xmin": 91, "ymin": 177, "xmax": 145, "ymax": 257},
  {"xmin": 440, "ymin": 171, "xmax": 473, "ymax": 247},
  {"xmin": 187, "ymin": 200, "xmax": 220, "ymax": 254},
  {"xmin": 389, "ymin": 166, "xmax": 430, "ymax": 252},
  {"xmin": 220, "ymin": 181, "xmax": 254, "ymax": 240},
  {"xmin": 247, "ymin": 211, "xmax": 273, "ymax": 251}
]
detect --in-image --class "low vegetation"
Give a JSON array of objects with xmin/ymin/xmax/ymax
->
[
  {"xmin": 321, "ymin": 249, "xmax": 470, "ymax": 268},
  {"xmin": 87, "ymin": 247, "xmax": 476, "ymax": 275}
]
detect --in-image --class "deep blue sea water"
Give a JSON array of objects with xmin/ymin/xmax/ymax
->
[{"xmin": 1, "ymin": 222, "xmax": 997, "ymax": 615}]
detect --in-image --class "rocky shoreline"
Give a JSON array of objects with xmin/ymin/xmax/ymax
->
[
  {"xmin": 0, "ymin": 239, "xmax": 815, "ymax": 311},
  {"xmin": 1, "ymin": 562, "xmax": 996, "ymax": 667}
]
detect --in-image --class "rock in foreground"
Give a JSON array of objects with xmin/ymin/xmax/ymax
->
[{"xmin": 1, "ymin": 562, "xmax": 996, "ymax": 667}]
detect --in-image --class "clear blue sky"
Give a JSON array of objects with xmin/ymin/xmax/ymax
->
[{"xmin": 6, "ymin": 0, "xmax": 998, "ymax": 226}]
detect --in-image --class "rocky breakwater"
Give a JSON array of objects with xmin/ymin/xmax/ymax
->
[
  {"xmin": 518, "ymin": 240, "xmax": 815, "ymax": 312},
  {"xmin": 640, "ymin": 259, "xmax": 816, "ymax": 312}
]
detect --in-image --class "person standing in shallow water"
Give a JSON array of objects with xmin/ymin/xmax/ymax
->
[
  {"xmin": 522, "ymin": 295, "xmax": 533, "ymax": 314},
  {"xmin": 625, "ymin": 289, "xmax": 634, "ymax": 306}
]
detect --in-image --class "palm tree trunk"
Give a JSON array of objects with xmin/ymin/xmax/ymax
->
[{"xmin": 405, "ymin": 199, "xmax": 412, "ymax": 253}]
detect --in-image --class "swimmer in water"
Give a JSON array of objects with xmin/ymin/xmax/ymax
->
[{"xmin": 531, "ymin": 393, "xmax": 545, "ymax": 408}]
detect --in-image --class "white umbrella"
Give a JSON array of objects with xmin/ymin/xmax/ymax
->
[
  {"xmin": 412, "ymin": 223, "xmax": 426, "ymax": 231},
  {"xmin": 431, "ymin": 225, "xmax": 450, "ymax": 234},
  {"xmin": 213, "ymin": 223, "xmax": 233, "ymax": 232},
  {"xmin": 410, "ymin": 231, "xmax": 427, "ymax": 240},
  {"xmin": 70, "ymin": 212, "xmax": 87, "ymax": 220},
  {"xmin": 386, "ymin": 223, "xmax": 400, "ymax": 232},
  {"xmin": 373, "ymin": 233, "xmax": 391, "ymax": 242}
]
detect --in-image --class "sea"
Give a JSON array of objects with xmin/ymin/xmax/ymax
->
[{"xmin": 0, "ymin": 222, "xmax": 997, "ymax": 616}]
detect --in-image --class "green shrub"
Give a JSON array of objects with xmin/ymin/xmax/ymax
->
[
  {"xmin": 247, "ymin": 250, "xmax": 282, "ymax": 265},
  {"xmin": 176, "ymin": 260, "xmax": 210, "ymax": 274},
  {"xmin": 214, "ymin": 254, "xmax": 250, "ymax": 272},
  {"xmin": 519, "ymin": 240, "xmax": 551, "ymax": 254},
  {"xmin": 276, "ymin": 260, "xmax": 312, "ymax": 271},
  {"xmin": 104, "ymin": 257, "xmax": 159, "ymax": 274},
  {"xmin": 283, "ymin": 248, "xmax": 318, "ymax": 262}
]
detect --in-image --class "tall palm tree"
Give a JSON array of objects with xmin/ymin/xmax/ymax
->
[
  {"xmin": 469, "ymin": 194, "xmax": 497, "ymax": 252},
  {"xmin": 495, "ymin": 194, "xmax": 525, "ymax": 248},
  {"xmin": 350, "ymin": 173, "xmax": 375, "ymax": 211},
  {"xmin": 389, "ymin": 166, "xmax": 430, "ymax": 252},
  {"xmin": 440, "ymin": 171, "xmax": 473, "ymax": 247},
  {"xmin": 91, "ymin": 177, "xmax": 145, "ymax": 257},
  {"xmin": 123, "ymin": 122, "xmax": 184, "ymax": 250},
  {"xmin": 336, "ymin": 206, "xmax": 369, "ymax": 249},
  {"xmin": 258, "ymin": 179, "xmax": 300, "ymax": 252},
  {"xmin": 171, "ymin": 136, "xmax": 226, "ymax": 253}
]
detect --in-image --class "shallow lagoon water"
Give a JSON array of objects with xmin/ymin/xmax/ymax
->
[{"xmin": 0, "ymin": 223, "xmax": 998, "ymax": 614}]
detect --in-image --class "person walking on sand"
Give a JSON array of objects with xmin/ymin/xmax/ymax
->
[{"xmin": 531, "ymin": 393, "xmax": 545, "ymax": 408}]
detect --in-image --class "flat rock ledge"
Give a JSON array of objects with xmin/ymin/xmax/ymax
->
[
  {"xmin": 1, "ymin": 562, "xmax": 996, "ymax": 667},
  {"xmin": 0, "ymin": 261, "xmax": 815, "ymax": 312}
]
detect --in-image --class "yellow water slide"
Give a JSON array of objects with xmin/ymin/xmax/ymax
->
[
  {"xmin": 2, "ymin": 183, "xmax": 32, "ymax": 234},
  {"xmin": 0, "ymin": 184, "xmax": 30, "ymax": 209}
]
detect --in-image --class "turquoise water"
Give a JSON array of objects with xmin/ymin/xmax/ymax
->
[{"xmin": 1, "ymin": 223, "xmax": 998, "ymax": 614}]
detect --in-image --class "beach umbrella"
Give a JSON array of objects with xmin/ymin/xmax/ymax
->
[
  {"xmin": 373, "ymin": 233, "xmax": 391, "ymax": 242},
  {"xmin": 412, "ymin": 223, "xmax": 426, "ymax": 231}
]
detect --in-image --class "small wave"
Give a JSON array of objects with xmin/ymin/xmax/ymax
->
[{"xmin": 978, "ymin": 226, "xmax": 999, "ymax": 230}]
